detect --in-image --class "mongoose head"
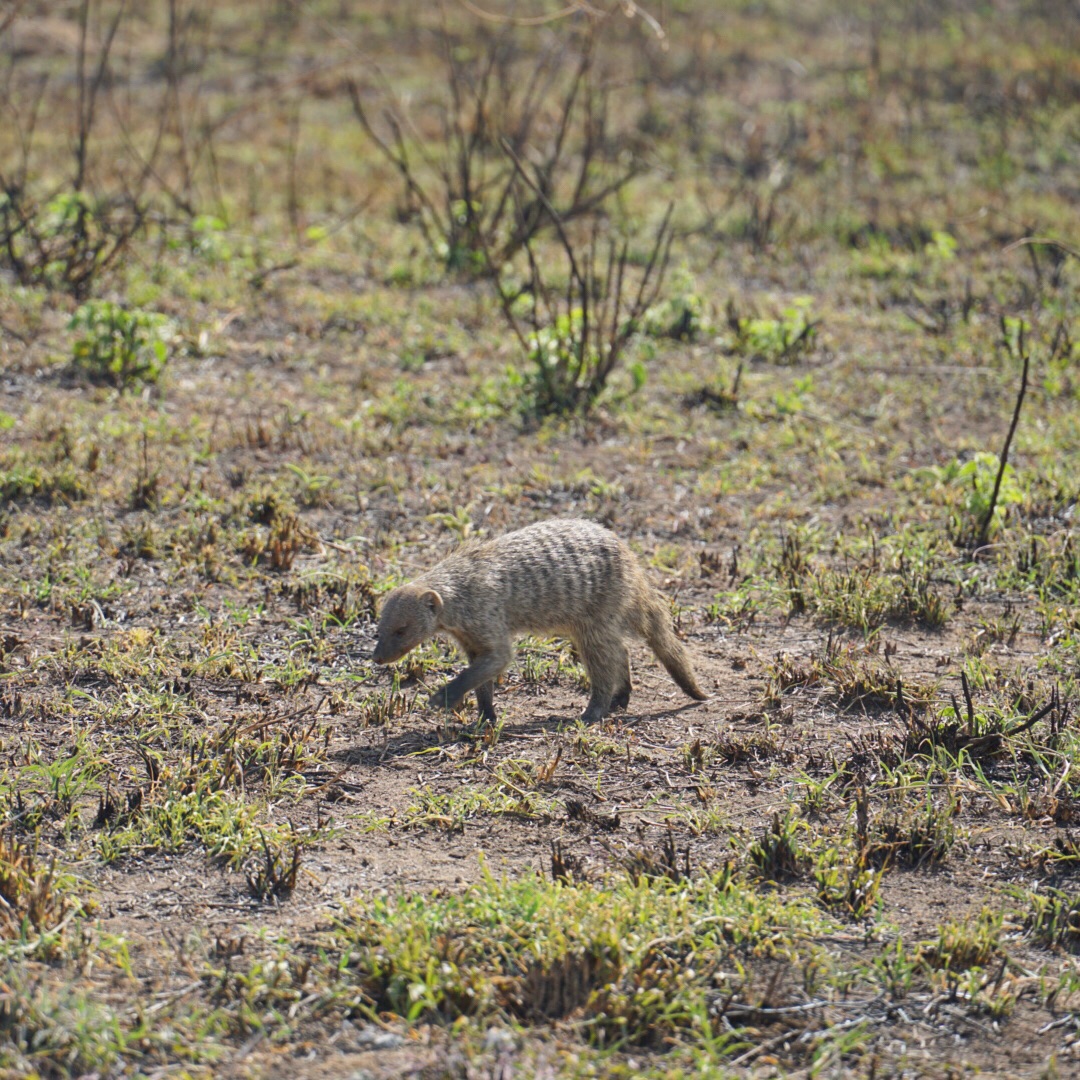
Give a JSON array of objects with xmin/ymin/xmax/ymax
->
[{"xmin": 372, "ymin": 584, "xmax": 443, "ymax": 665}]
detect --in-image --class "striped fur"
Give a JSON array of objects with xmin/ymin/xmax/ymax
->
[{"xmin": 372, "ymin": 518, "xmax": 706, "ymax": 722}]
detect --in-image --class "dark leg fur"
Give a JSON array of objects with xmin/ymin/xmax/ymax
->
[
  {"xmin": 578, "ymin": 636, "xmax": 626, "ymax": 723},
  {"xmin": 581, "ymin": 694, "xmax": 611, "ymax": 724},
  {"xmin": 433, "ymin": 644, "xmax": 510, "ymax": 718},
  {"xmin": 610, "ymin": 645, "xmax": 632, "ymax": 711},
  {"xmin": 474, "ymin": 680, "xmax": 496, "ymax": 721},
  {"xmin": 610, "ymin": 684, "xmax": 631, "ymax": 711},
  {"xmin": 466, "ymin": 648, "xmax": 498, "ymax": 721}
]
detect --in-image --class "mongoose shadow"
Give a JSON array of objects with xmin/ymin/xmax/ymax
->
[
  {"xmin": 331, "ymin": 711, "xmax": 573, "ymax": 766},
  {"xmin": 371, "ymin": 519, "xmax": 707, "ymax": 727},
  {"xmin": 332, "ymin": 699, "xmax": 704, "ymax": 767}
]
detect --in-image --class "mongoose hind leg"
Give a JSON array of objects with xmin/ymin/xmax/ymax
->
[
  {"xmin": 578, "ymin": 636, "xmax": 625, "ymax": 723},
  {"xmin": 610, "ymin": 645, "xmax": 632, "ymax": 712}
]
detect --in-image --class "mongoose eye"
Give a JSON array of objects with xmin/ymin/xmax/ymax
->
[{"xmin": 394, "ymin": 628, "xmax": 405, "ymax": 637}]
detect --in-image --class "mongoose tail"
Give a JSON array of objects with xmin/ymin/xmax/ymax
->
[{"xmin": 640, "ymin": 596, "xmax": 708, "ymax": 701}]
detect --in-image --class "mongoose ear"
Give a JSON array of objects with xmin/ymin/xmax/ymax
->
[{"xmin": 420, "ymin": 589, "xmax": 443, "ymax": 614}]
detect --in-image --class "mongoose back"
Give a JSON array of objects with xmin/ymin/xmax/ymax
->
[{"xmin": 372, "ymin": 518, "xmax": 706, "ymax": 722}]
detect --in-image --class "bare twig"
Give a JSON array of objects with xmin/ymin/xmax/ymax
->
[
  {"xmin": 75, "ymin": 0, "xmax": 128, "ymax": 193},
  {"xmin": 485, "ymin": 152, "xmax": 673, "ymax": 415},
  {"xmin": 976, "ymin": 319, "xmax": 1030, "ymax": 550},
  {"xmin": 1001, "ymin": 236, "xmax": 1080, "ymax": 262},
  {"xmin": 348, "ymin": 13, "xmax": 641, "ymax": 274},
  {"xmin": 0, "ymin": 0, "xmax": 154, "ymax": 298},
  {"xmin": 454, "ymin": 0, "xmax": 667, "ymax": 40}
]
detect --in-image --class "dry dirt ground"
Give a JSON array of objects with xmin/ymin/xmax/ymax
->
[{"xmin": 1, "ymin": 3, "xmax": 1079, "ymax": 1077}]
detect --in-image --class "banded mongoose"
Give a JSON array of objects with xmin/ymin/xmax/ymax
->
[{"xmin": 372, "ymin": 518, "xmax": 707, "ymax": 723}]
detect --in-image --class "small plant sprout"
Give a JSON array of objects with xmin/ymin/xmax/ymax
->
[
  {"xmin": 69, "ymin": 301, "xmax": 175, "ymax": 389},
  {"xmin": 489, "ymin": 174, "xmax": 673, "ymax": 416},
  {"xmin": 919, "ymin": 452, "xmax": 1023, "ymax": 545},
  {"xmin": 644, "ymin": 265, "xmax": 711, "ymax": 341},
  {"xmin": 730, "ymin": 297, "xmax": 819, "ymax": 364}
]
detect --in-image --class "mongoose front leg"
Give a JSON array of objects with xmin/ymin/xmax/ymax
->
[
  {"xmin": 466, "ymin": 647, "xmax": 497, "ymax": 722},
  {"xmin": 474, "ymin": 680, "xmax": 497, "ymax": 722},
  {"xmin": 431, "ymin": 646, "xmax": 508, "ymax": 718},
  {"xmin": 581, "ymin": 693, "xmax": 612, "ymax": 724}
]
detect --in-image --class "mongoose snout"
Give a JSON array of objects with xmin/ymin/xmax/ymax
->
[
  {"xmin": 372, "ymin": 588, "xmax": 443, "ymax": 666},
  {"xmin": 372, "ymin": 518, "xmax": 706, "ymax": 724},
  {"xmin": 371, "ymin": 643, "xmax": 399, "ymax": 665}
]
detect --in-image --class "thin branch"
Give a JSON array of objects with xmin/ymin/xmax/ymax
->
[
  {"xmin": 500, "ymin": 136, "xmax": 586, "ymax": 297},
  {"xmin": 1001, "ymin": 236, "xmax": 1080, "ymax": 262},
  {"xmin": 977, "ymin": 319, "xmax": 1030, "ymax": 551}
]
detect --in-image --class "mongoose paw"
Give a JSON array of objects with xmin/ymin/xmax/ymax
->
[
  {"xmin": 431, "ymin": 685, "xmax": 464, "ymax": 712},
  {"xmin": 611, "ymin": 686, "xmax": 631, "ymax": 711}
]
